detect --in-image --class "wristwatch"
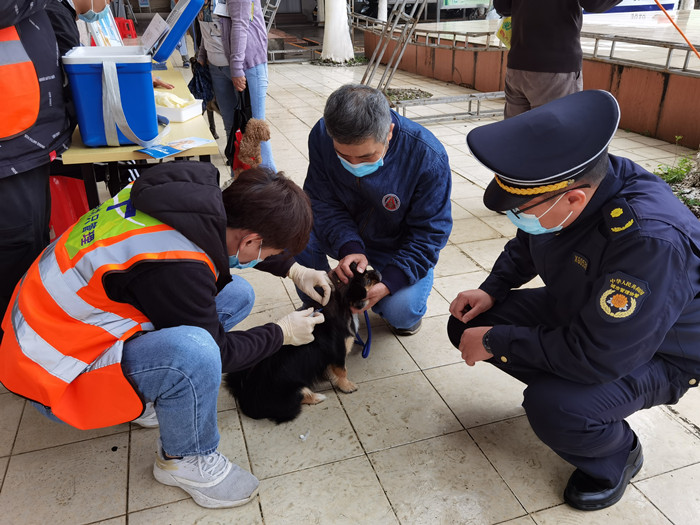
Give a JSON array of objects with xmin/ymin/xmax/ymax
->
[{"xmin": 482, "ymin": 328, "xmax": 493, "ymax": 355}]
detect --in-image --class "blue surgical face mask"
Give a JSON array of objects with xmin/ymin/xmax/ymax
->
[
  {"xmin": 79, "ymin": 0, "xmax": 111, "ymax": 23},
  {"xmin": 229, "ymin": 240, "xmax": 263, "ymax": 269},
  {"xmin": 338, "ymin": 156, "xmax": 384, "ymax": 178},
  {"xmin": 505, "ymin": 192, "xmax": 572, "ymax": 235}
]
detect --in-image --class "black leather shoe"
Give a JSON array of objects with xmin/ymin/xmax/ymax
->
[{"xmin": 563, "ymin": 433, "xmax": 643, "ymax": 511}]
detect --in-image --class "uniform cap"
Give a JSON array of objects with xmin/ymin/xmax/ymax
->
[{"xmin": 467, "ymin": 90, "xmax": 620, "ymax": 211}]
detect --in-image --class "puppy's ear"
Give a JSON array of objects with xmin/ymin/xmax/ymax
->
[{"xmin": 349, "ymin": 261, "xmax": 359, "ymax": 275}]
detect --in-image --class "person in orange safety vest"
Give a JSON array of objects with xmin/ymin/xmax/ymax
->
[
  {"xmin": 0, "ymin": 161, "xmax": 333, "ymax": 509},
  {"xmin": 0, "ymin": 1, "xmax": 76, "ymax": 340}
]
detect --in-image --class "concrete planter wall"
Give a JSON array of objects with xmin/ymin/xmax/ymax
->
[{"xmin": 363, "ymin": 30, "xmax": 700, "ymax": 149}]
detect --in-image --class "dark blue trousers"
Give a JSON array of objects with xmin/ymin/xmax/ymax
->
[{"xmin": 447, "ymin": 288, "xmax": 690, "ymax": 486}]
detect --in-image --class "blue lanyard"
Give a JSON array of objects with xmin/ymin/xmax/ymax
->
[{"xmin": 354, "ymin": 310, "xmax": 372, "ymax": 358}]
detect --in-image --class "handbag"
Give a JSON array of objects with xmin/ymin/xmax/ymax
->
[
  {"xmin": 224, "ymin": 86, "xmax": 253, "ymax": 163},
  {"xmin": 187, "ymin": 60, "xmax": 215, "ymax": 112}
]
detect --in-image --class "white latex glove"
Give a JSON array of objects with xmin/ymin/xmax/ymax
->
[
  {"xmin": 275, "ymin": 307, "xmax": 325, "ymax": 346},
  {"xmin": 287, "ymin": 262, "xmax": 333, "ymax": 306}
]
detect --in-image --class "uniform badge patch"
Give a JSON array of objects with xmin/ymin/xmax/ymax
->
[
  {"xmin": 597, "ymin": 271, "xmax": 650, "ymax": 322},
  {"xmin": 573, "ymin": 252, "xmax": 588, "ymax": 273},
  {"xmin": 382, "ymin": 194, "xmax": 400, "ymax": 211},
  {"xmin": 602, "ymin": 199, "xmax": 639, "ymax": 237}
]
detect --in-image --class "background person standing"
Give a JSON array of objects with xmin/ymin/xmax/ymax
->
[
  {"xmin": 0, "ymin": 0, "xmax": 76, "ymax": 341},
  {"xmin": 494, "ymin": 0, "xmax": 622, "ymax": 118},
  {"xmin": 219, "ymin": 0, "xmax": 276, "ymax": 171}
]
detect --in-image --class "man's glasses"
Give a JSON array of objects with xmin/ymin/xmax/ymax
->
[{"xmin": 509, "ymin": 184, "xmax": 590, "ymax": 218}]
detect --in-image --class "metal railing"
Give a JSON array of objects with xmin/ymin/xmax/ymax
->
[
  {"xmin": 361, "ymin": 0, "xmax": 430, "ymax": 92},
  {"xmin": 353, "ymin": 13, "xmax": 506, "ymax": 52},
  {"xmin": 393, "ymin": 91, "xmax": 505, "ymax": 123},
  {"xmin": 352, "ymin": 13, "xmax": 699, "ymax": 75},
  {"xmin": 581, "ymin": 31, "xmax": 700, "ymax": 75}
]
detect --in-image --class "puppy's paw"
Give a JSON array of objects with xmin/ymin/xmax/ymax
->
[
  {"xmin": 301, "ymin": 387, "xmax": 327, "ymax": 405},
  {"xmin": 336, "ymin": 378, "xmax": 358, "ymax": 393}
]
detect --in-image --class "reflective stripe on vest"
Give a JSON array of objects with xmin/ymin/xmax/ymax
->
[
  {"xmin": 0, "ymin": 184, "xmax": 218, "ymax": 429},
  {"xmin": 0, "ymin": 26, "xmax": 40, "ymax": 140}
]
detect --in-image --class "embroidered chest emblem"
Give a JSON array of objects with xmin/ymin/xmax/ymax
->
[
  {"xmin": 597, "ymin": 271, "xmax": 650, "ymax": 322},
  {"xmin": 382, "ymin": 194, "xmax": 400, "ymax": 211}
]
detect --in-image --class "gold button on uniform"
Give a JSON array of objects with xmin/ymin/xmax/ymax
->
[
  {"xmin": 689, "ymin": 378, "xmax": 697, "ymax": 386},
  {"xmin": 500, "ymin": 356, "xmax": 508, "ymax": 363}
]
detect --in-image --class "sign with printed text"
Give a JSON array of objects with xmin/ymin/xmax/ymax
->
[{"xmin": 441, "ymin": 0, "xmax": 489, "ymax": 9}]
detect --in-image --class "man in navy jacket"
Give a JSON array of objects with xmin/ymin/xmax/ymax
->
[{"xmin": 296, "ymin": 84, "xmax": 453, "ymax": 335}]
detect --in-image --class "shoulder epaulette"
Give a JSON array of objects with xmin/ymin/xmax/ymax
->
[{"xmin": 602, "ymin": 199, "xmax": 640, "ymax": 238}]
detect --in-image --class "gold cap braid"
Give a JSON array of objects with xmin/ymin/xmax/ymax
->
[{"xmin": 494, "ymin": 175, "xmax": 574, "ymax": 196}]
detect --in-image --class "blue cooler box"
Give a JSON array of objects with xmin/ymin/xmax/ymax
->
[
  {"xmin": 62, "ymin": 0, "xmax": 203, "ymax": 147},
  {"xmin": 63, "ymin": 46, "xmax": 157, "ymax": 147}
]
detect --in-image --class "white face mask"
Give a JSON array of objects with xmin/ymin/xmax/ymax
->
[{"xmin": 78, "ymin": 0, "xmax": 110, "ymax": 23}]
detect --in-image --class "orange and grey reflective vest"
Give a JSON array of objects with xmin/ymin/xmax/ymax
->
[
  {"xmin": 0, "ymin": 25, "xmax": 40, "ymax": 140},
  {"xmin": 0, "ymin": 184, "xmax": 218, "ymax": 430}
]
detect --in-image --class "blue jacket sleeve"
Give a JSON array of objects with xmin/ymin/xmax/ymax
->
[
  {"xmin": 488, "ymin": 234, "xmax": 695, "ymax": 383},
  {"xmin": 305, "ymin": 121, "xmax": 368, "ymax": 257}
]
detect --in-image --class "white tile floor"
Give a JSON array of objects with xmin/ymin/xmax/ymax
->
[{"xmin": 1, "ymin": 57, "xmax": 700, "ymax": 525}]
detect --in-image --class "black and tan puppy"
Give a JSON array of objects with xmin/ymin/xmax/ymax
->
[{"xmin": 225, "ymin": 263, "xmax": 381, "ymax": 423}]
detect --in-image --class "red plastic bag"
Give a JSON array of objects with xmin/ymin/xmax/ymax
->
[{"xmin": 49, "ymin": 176, "xmax": 89, "ymax": 242}]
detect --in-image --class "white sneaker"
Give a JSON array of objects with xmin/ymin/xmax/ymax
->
[
  {"xmin": 153, "ymin": 439, "xmax": 259, "ymax": 508},
  {"xmin": 133, "ymin": 402, "xmax": 159, "ymax": 428}
]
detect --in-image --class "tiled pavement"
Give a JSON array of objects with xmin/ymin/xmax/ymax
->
[{"xmin": 1, "ymin": 57, "xmax": 699, "ymax": 525}]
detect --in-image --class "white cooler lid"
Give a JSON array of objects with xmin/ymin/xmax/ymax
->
[{"xmin": 62, "ymin": 46, "xmax": 152, "ymax": 64}]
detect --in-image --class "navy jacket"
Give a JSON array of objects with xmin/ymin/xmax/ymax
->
[
  {"xmin": 104, "ymin": 162, "xmax": 292, "ymax": 373},
  {"xmin": 494, "ymin": 0, "xmax": 622, "ymax": 73},
  {"xmin": 305, "ymin": 111, "xmax": 452, "ymax": 293},
  {"xmin": 481, "ymin": 155, "xmax": 700, "ymax": 383},
  {"xmin": 0, "ymin": 0, "xmax": 73, "ymax": 178}
]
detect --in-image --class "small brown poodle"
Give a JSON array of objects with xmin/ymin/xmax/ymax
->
[{"xmin": 233, "ymin": 119, "xmax": 271, "ymax": 177}]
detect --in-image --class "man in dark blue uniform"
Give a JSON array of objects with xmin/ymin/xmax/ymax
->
[{"xmin": 447, "ymin": 90, "xmax": 700, "ymax": 511}]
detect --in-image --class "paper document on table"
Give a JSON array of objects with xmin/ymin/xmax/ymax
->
[
  {"xmin": 142, "ymin": 14, "xmax": 169, "ymax": 54},
  {"xmin": 137, "ymin": 137, "xmax": 214, "ymax": 159}
]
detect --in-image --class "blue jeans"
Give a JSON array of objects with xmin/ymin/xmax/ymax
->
[
  {"xmin": 209, "ymin": 64, "xmax": 237, "ymax": 140},
  {"xmin": 244, "ymin": 62, "xmax": 276, "ymax": 171},
  {"xmin": 294, "ymin": 233, "xmax": 432, "ymax": 330},
  {"xmin": 33, "ymin": 275, "xmax": 256, "ymax": 458}
]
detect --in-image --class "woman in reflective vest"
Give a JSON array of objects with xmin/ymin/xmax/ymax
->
[
  {"xmin": 0, "ymin": 163, "xmax": 332, "ymax": 509},
  {"xmin": 0, "ymin": 182, "xmax": 218, "ymax": 430}
]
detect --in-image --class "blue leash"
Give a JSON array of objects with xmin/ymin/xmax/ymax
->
[{"xmin": 353, "ymin": 310, "xmax": 372, "ymax": 358}]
